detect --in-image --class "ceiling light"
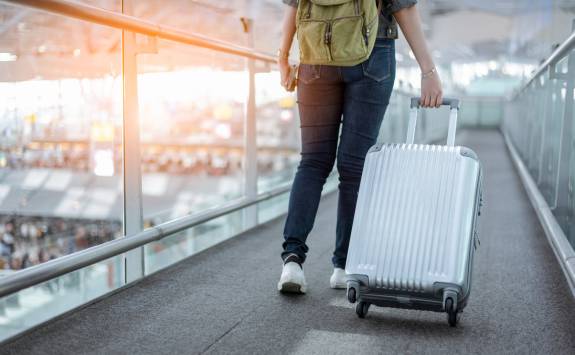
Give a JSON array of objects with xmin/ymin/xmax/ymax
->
[
  {"xmin": 73, "ymin": 48, "xmax": 81, "ymax": 57},
  {"xmin": 0, "ymin": 52, "xmax": 17, "ymax": 62},
  {"xmin": 37, "ymin": 45, "xmax": 46, "ymax": 53}
]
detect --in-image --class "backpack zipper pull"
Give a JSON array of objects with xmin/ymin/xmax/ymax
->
[
  {"xmin": 364, "ymin": 27, "xmax": 370, "ymax": 46},
  {"xmin": 324, "ymin": 22, "xmax": 332, "ymax": 45}
]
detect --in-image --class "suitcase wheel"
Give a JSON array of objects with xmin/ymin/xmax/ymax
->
[
  {"xmin": 347, "ymin": 287, "xmax": 357, "ymax": 304},
  {"xmin": 356, "ymin": 302, "xmax": 370, "ymax": 319},
  {"xmin": 445, "ymin": 298, "xmax": 458, "ymax": 327}
]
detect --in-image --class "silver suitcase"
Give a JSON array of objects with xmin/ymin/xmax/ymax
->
[{"xmin": 345, "ymin": 98, "xmax": 483, "ymax": 327}]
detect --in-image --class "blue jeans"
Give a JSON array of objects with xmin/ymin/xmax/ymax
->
[{"xmin": 282, "ymin": 38, "xmax": 396, "ymax": 269}]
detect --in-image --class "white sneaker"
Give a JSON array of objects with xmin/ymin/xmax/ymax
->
[
  {"xmin": 278, "ymin": 261, "xmax": 307, "ymax": 294},
  {"xmin": 330, "ymin": 268, "xmax": 347, "ymax": 289}
]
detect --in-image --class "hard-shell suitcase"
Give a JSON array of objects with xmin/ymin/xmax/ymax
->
[{"xmin": 345, "ymin": 97, "xmax": 483, "ymax": 327}]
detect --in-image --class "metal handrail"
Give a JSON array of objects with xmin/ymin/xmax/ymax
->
[
  {"xmin": 514, "ymin": 31, "xmax": 575, "ymax": 98},
  {"xmin": 0, "ymin": 183, "xmax": 293, "ymax": 297},
  {"xmin": 1, "ymin": 0, "xmax": 277, "ymax": 63}
]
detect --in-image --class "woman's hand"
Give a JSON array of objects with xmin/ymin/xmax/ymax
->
[
  {"xmin": 420, "ymin": 71, "xmax": 443, "ymax": 108},
  {"xmin": 394, "ymin": 5, "xmax": 444, "ymax": 108},
  {"xmin": 279, "ymin": 58, "xmax": 291, "ymax": 90}
]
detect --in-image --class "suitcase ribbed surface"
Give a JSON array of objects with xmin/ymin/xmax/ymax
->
[{"xmin": 346, "ymin": 143, "xmax": 480, "ymax": 293}]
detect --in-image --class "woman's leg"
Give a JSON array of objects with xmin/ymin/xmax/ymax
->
[
  {"xmin": 332, "ymin": 39, "xmax": 396, "ymax": 269},
  {"xmin": 282, "ymin": 64, "xmax": 344, "ymax": 264}
]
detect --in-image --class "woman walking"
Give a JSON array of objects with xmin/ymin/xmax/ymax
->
[{"xmin": 278, "ymin": 0, "xmax": 443, "ymax": 293}]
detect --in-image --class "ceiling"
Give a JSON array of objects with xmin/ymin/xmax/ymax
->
[
  {"xmin": 0, "ymin": 0, "xmax": 574, "ymax": 81},
  {"xmin": 419, "ymin": 0, "xmax": 575, "ymax": 64}
]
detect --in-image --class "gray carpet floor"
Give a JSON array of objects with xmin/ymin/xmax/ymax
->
[{"xmin": 2, "ymin": 130, "xmax": 575, "ymax": 355}]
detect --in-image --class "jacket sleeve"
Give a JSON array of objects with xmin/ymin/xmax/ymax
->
[
  {"xmin": 386, "ymin": 0, "xmax": 417, "ymax": 13},
  {"xmin": 282, "ymin": 0, "xmax": 298, "ymax": 7}
]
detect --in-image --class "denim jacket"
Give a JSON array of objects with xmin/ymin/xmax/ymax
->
[{"xmin": 282, "ymin": 0, "xmax": 417, "ymax": 39}]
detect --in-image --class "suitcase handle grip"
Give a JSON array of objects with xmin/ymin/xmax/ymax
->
[
  {"xmin": 410, "ymin": 97, "xmax": 460, "ymax": 110},
  {"xmin": 407, "ymin": 97, "xmax": 460, "ymax": 146}
]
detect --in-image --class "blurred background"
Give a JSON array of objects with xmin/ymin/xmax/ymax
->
[{"xmin": 0, "ymin": 0, "xmax": 573, "ymax": 271}]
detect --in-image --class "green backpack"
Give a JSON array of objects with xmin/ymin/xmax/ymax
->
[{"xmin": 296, "ymin": 0, "xmax": 382, "ymax": 66}]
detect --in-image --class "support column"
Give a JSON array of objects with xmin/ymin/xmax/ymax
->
[
  {"xmin": 122, "ymin": 0, "xmax": 144, "ymax": 283},
  {"xmin": 242, "ymin": 17, "xmax": 258, "ymax": 230}
]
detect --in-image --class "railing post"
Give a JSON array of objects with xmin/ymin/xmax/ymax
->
[
  {"xmin": 122, "ymin": 0, "xmax": 145, "ymax": 283},
  {"xmin": 242, "ymin": 17, "xmax": 258, "ymax": 230}
]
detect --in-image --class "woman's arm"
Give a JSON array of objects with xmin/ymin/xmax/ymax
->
[
  {"xmin": 393, "ymin": 5, "xmax": 443, "ymax": 108},
  {"xmin": 279, "ymin": 6, "xmax": 297, "ymax": 89}
]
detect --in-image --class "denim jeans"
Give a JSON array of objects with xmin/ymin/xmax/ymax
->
[{"xmin": 282, "ymin": 38, "xmax": 396, "ymax": 269}]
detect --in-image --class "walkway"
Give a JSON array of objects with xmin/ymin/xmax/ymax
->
[{"xmin": 3, "ymin": 130, "xmax": 575, "ymax": 354}]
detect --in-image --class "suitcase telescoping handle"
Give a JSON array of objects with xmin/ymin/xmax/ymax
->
[{"xmin": 407, "ymin": 97, "xmax": 460, "ymax": 146}]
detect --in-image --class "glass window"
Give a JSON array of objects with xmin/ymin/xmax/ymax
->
[
  {"xmin": 0, "ymin": 5, "xmax": 123, "ymax": 272},
  {"xmin": 145, "ymin": 210, "xmax": 246, "ymax": 275},
  {"xmin": 526, "ymin": 80, "xmax": 546, "ymax": 178},
  {"xmin": 554, "ymin": 50, "xmax": 575, "ymax": 247},
  {"xmin": 135, "ymin": 40, "xmax": 258, "ymax": 273},
  {"xmin": 256, "ymin": 71, "xmax": 299, "ymax": 193},
  {"xmin": 0, "ymin": 5, "xmax": 124, "ymax": 341},
  {"xmin": 539, "ymin": 68, "xmax": 566, "ymax": 205},
  {"xmin": 136, "ymin": 41, "xmax": 247, "ymax": 226},
  {"xmin": 0, "ymin": 256, "xmax": 123, "ymax": 342}
]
